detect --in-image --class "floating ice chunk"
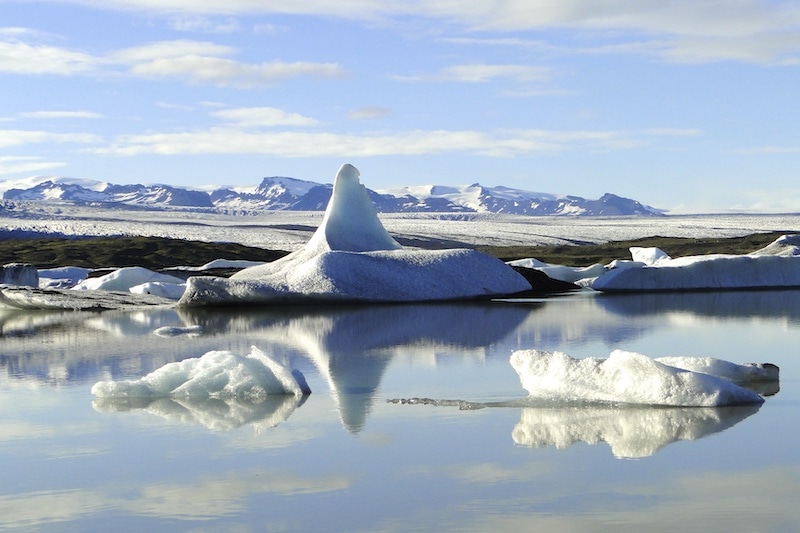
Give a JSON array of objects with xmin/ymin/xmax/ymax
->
[
  {"xmin": 0, "ymin": 263, "xmax": 38, "ymax": 288},
  {"xmin": 38, "ymin": 266, "xmax": 91, "ymax": 289},
  {"xmin": 91, "ymin": 346, "xmax": 310, "ymax": 399},
  {"xmin": 130, "ymin": 280, "xmax": 186, "ymax": 300},
  {"xmin": 73, "ymin": 266, "xmax": 185, "ymax": 293},
  {"xmin": 630, "ymin": 246, "xmax": 671, "ymax": 265},
  {"xmin": 655, "ymin": 356, "xmax": 779, "ymax": 383},
  {"xmin": 591, "ymin": 235, "xmax": 800, "ymax": 292},
  {"xmin": 510, "ymin": 349, "xmax": 765, "ymax": 407},
  {"xmin": 507, "ymin": 258, "xmax": 605, "ymax": 284},
  {"xmin": 179, "ymin": 164, "xmax": 530, "ymax": 306},
  {"xmin": 153, "ymin": 325, "xmax": 203, "ymax": 337}
]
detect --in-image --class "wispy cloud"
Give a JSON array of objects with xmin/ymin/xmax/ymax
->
[
  {"xmin": 19, "ymin": 111, "xmax": 105, "ymax": 119},
  {"xmin": 348, "ymin": 106, "xmax": 391, "ymax": 120},
  {"xmin": 26, "ymin": 1, "xmax": 800, "ymax": 65},
  {"xmin": 0, "ymin": 129, "xmax": 101, "ymax": 148},
  {"xmin": 396, "ymin": 63, "xmax": 552, "ymax": 84},
  {"xmin": 0, "ymin": 156, "xmax": 67, "ymax": 176},
  {"xmin": 92, "ymin": 125, "xmax": 660, "ymax": 158},
  {"xmin": 0, "ymin": 34, "xmax": 346, "ymax": 87},
  {"xmin": 212, "ymin": 107, "xmax": 319, "ymax": 127}
]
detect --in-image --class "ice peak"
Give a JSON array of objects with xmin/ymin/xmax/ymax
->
[{"xmin": 306, "ymin": 164, "xmax": 401, "ymax": 253}]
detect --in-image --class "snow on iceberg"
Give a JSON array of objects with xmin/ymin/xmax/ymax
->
[
  {"xmin": 510, "ymin": 349, "xmax": 768, "ymax": 407},
  {"xmin": 178, "ymin": 164, "xmax": 531, "ymax": 306},
  {"xmin": 91, "ymin": 345, "xmax": 310, "ymax": 400},
  {"xmin": 591, "ymin": 234, "xmax": 800, "ymax": 292}
]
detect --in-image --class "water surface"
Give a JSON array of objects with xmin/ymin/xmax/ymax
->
[{"xmin": 1, "ymin": 291, "xmax": 799, "ymax": 531}]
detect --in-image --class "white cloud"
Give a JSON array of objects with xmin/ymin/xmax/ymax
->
[
  {"xmin": 348, "ymin": 106, "xmax": 391, "ymax": 120},
  {"xmin": 0, "ymin": 38, "xmax": 96, "ymax": 75},
  {"xmin": 437, "ymin": 64, "xmax": 551, "ymax": 83},
  {"xmin": 0, "ymin": 156, "xmax": 68, "ymax": 176},
  {"xmin": 0, "ymin": 129, "xmax": 101, "ymax": 148},
  {"xmin": 19, "ymin": 111, "xmax": 104, "ymax": 119},
  {"xmin": 0, "ymin": 34, "xmax": 345, "ymax": 86},
  {"xmin": 170, "ymin": 15, "xmax": 241, "ymax": 33},
  {"xmin": 92, "ymin": 126, "xmax": 647, "ymax": 157},
  {"xmin": 212, "ymin": 107, "xmax": 319, "ymax": 127}
]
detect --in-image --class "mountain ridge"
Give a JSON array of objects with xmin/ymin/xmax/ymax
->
[{"xmin": 1, "ymin": 175, "xmax": 664, "ymax": 216}]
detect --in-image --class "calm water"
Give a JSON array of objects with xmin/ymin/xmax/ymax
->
[{"xmin": 1, "ymin": 291, "xmax": 799, "ymax": 532}]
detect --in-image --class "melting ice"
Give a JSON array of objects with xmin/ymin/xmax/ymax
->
[
  {"xmin": 91, "ymin": 345, "xmax": 310, "ymax": 400},
  {"xmin": 510, "ymin": 349, "xmax": 772, "ymax": 407}
]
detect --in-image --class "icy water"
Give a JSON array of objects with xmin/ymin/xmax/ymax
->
[{"xmin": 1, "ymin": 291, "xmax": 799, "ymax": 532}]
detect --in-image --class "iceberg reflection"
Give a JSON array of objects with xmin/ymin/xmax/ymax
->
[
  {"xmin": 92, "ymin": 395, "xmax": 306, "ymax": 432},
  {"xmin": 512, "ymin": 404, "xmax": 761, "ymax": 459}
]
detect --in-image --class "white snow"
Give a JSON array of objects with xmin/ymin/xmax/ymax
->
[
  {"xmin": 590, "ymin": 234, "xmax": 800, "ymax": 292},
  {"xmin": 179, "ymin": 164, "xmax": 531, "ymax": 305},
  {"xmin": 91, "ymin": 345, "xmax": 310, "ymax": 399},
  {"xmin": 510, "ymin": 349, "xmax": 767, "ymax": 407}
]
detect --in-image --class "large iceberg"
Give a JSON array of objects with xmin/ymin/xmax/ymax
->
[
  {"xmin": 510, "ymin": 349, "xmax": 769, "ymax": 407},
  {"xmin": 591, "ymin": 234, "xmax": 800, "ymax": 292},
  {"xmin": 178, "ymin": 164, "xmax": 531, "ymax": 306}
]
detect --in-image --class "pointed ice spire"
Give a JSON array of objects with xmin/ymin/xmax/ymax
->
[{"xmin": 306, "ymin": 164, "xmax": 401, "ymax": 253}]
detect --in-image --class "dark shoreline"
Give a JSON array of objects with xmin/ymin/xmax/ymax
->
[{"xmin": 0, "ymin": 231, "xmax": 790, "ymax": 270}]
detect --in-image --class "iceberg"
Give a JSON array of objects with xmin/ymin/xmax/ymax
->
[
  {"xmin": 178, "ymin": 164, "xmax": 531, "ymax": 306},
  {"xmin": 591, "ymin": 234, "xmax": 800, "ymax": 292},
  {"xmin": 510, "ymin": 349, "xmax": 769, "ymax": 407},
  {"xmin": 91, "ymin": 345, "xmax": 310, "ymax": 400},
  {"xmin": 0, "ymin": 263, "xmax": 38, "ymax": 288},
  {"xmin": 73, "ymin": 266, "xmax": 185, "ymax": 294}
]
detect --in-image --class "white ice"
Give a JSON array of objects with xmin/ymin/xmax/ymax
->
[
  {"xmin": 38, "ymin": 266, "xmax": 91, "ymax": 289},
  {"xmin": 72, "ymin": 266, "xmax": 186, "ymax": 299},
  {"xmin": 590, "ymin": 234, "xmax": 800, "ymax": 292},
  {"xmin": 91, "ymin": 345, "xmax": 310, "ymax": 399},
  {"xmin": 510, "ymin": 349, "xmax": 767, "ymax": 407},
  {"xmin": 507, "ymin": 257, "xmax": 605, "ymax": 284},
  {"xmin": 179, "ymin": 164, "xmax": 531, "ymax": 305}
]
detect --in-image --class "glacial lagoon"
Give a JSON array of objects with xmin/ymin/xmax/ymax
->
[{"xmin": 1, "ymin": 290, "xmax": 799, "ymax": 531}]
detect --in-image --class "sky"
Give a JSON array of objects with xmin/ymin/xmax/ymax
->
[{"xmin": 1, "ymin": 1, "xmax": 799, "ymax": 214}]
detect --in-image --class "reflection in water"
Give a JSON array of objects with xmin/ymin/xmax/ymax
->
[
  {"xmin": 598, "ymin": 289, "xmax": 800, "ymax": 322},
  {"xmin": 512, "ymin": 404, "xmax": 760, "ymax": 459},
  {"xmin": 93, "ymin": 395, "xmax": 306, "ymax": 432},
  {"xmin": 183, "ymin": 304, "xmax": 531, "ymax": 432}
]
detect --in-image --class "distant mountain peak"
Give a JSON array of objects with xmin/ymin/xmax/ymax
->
[{"xmin": 1, "ymin": 175, "xmax": 663, "ymax": 216}]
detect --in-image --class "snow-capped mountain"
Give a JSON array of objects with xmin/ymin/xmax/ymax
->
[{"xmin": 1, "ymin": 175, "xmax": 663, "ymax": 216}]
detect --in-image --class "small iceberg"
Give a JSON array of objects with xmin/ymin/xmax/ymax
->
[
  {"xmin": 179, "ymin": 164, "xmax": 531, "ymax": 306},
  {"xmin": 73, "ymin": 266, "xmax": 186, "ymax": 296},
  {"xmin": 91, "ymin": 345, "xmax": 310, "ymax": 400},
  {"xmin": 590, "ymin": 234, "xmax": 800, "ymax": 292},
  {"xmin": 510, "ymin": 349, "xmax": 772, "ymax": 407}
]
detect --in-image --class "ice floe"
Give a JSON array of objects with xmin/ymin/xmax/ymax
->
[
  {"xmin": 91, "ymin": 345, "xmax": 310, "ymax": 400},
  {"xmin": 510, "ymin": 349, "xmax": 770, "ymax": 407},
  {"xmin": 179, "ymin": 164, "xmax": 531, "ymax": 306},
  {"xmin": 590, "ymin": 234, "xmax": 800, "ymax": 292},
  {"xmin": 73, "ymin": 266, "xmax": 185, "ymax": 293}
]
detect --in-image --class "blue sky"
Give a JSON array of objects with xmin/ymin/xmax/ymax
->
[{"xmin": 1, "ymin": 1, "xmax": 799, "ymax": 213}]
